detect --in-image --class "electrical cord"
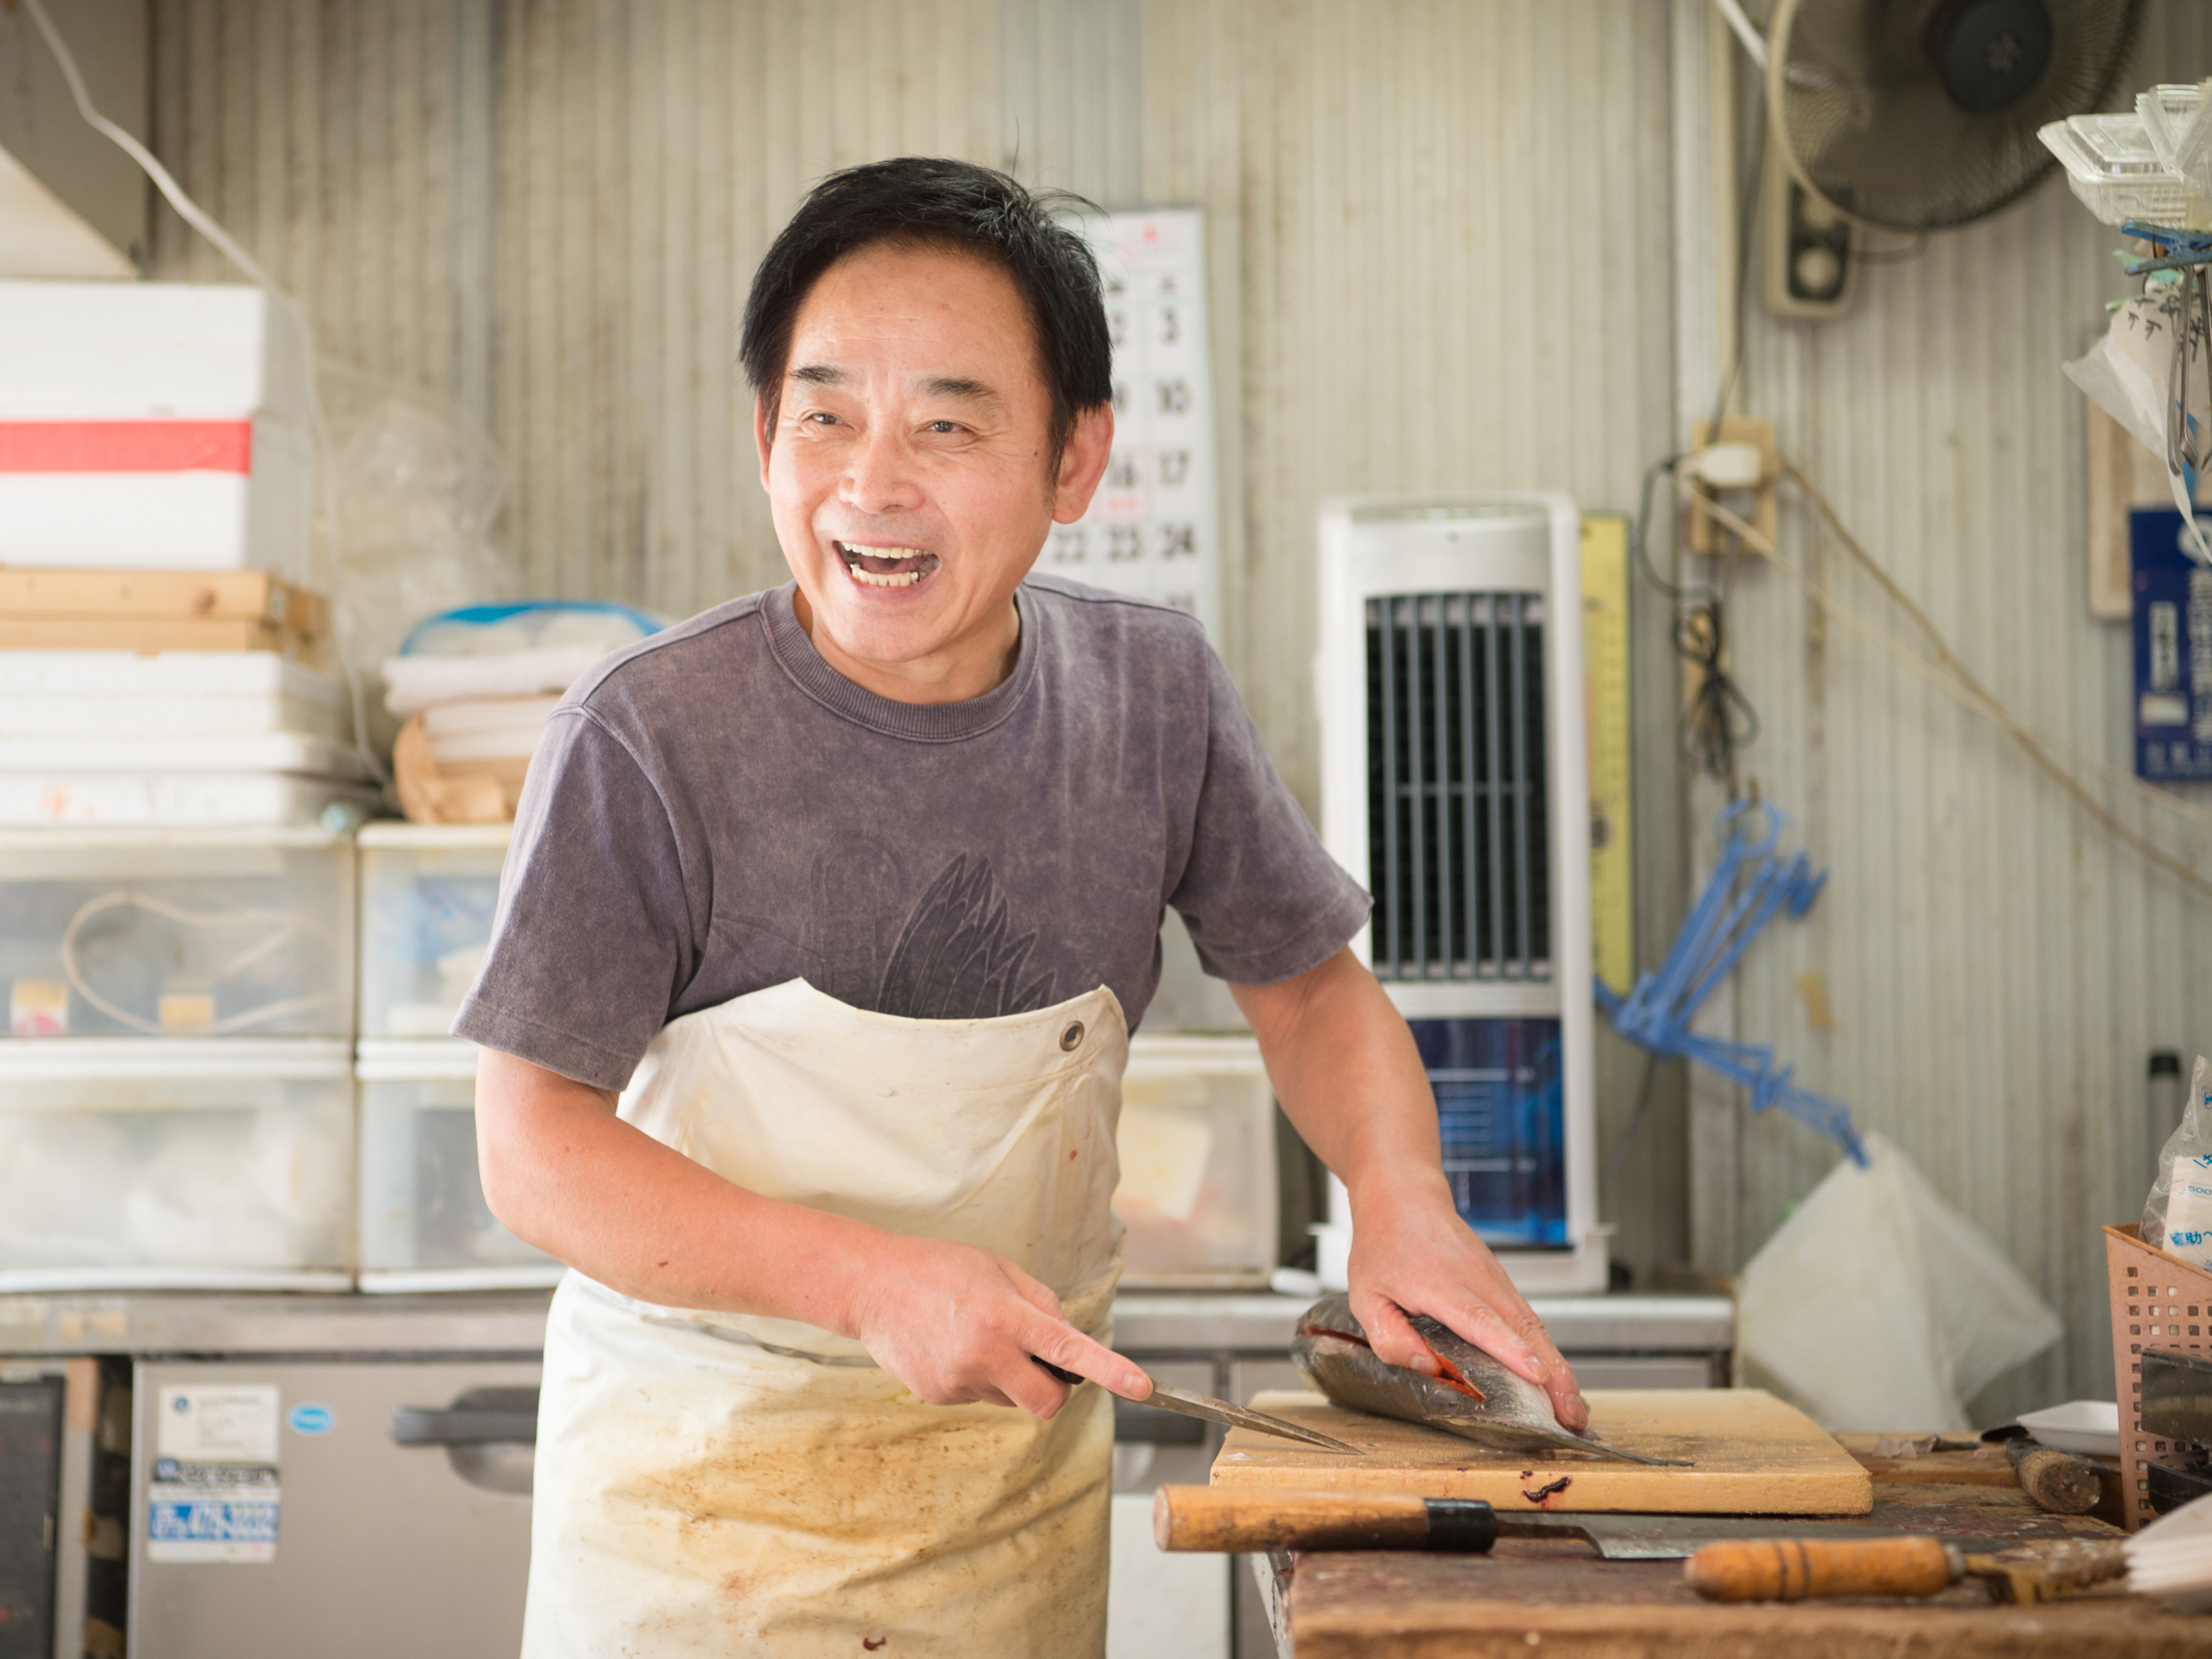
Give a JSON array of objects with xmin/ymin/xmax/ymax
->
[
  {"xmin": 60, "ymin": 891, "xmax": 334, "ymax": 1035},
  {"xmin": 1633, "ymin": 455, "xmax": 1762, "ymax": 785},
  {"xmin": 23, "ymin": 0, "xmax": 393, "ymax": 795},
  {"xmin": 1685, "ymin": 469, "xmax": 2212, "ymax": 904}
]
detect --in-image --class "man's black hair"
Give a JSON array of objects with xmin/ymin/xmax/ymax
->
[{"xmin": 741, "ymin": 157, "xmax": 1112, "ymax": 472}]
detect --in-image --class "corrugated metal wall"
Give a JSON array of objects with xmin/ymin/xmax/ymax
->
[
  {"xmin": 1137, "ymin": 0, "xmax": 1689, "ymax": 1275},
  {"xmin": 142, "ymin": 0, "xmax": 1694, "ymax": 1279},
  {"xmin": 1724, "ymin": 6, "xmax": 2212, "ymax": 1419},
  {"xmin": 144, "ymin": 2, "xmax": 2212, "ymax": 1405}
]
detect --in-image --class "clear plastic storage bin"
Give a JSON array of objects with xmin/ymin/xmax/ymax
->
[
  {"xmin": 0, "ymin": 827, "xmax": 354, "ymax": 1040},
  {"xmin": 355, "ymin": 1039, "xmax": 562, "ymax": 1292},
  {"xmin": 356, "ymin": 824, "xmax": 510, "ymax": 1040},
  {"xmin": 0, "ymin": 1039, "xmax": 354, "ymax": 1291},
  {"xmin": 1116, "ymin": 1034, "xmax": 1279, "ymax": 1288}
]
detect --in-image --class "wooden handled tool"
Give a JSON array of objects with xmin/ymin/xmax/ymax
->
[
  {"xmin": 2003, "ymin": 1436, "xmax": 2101, "ymax": 1515},
  {"xmin": 1686, "ymin": 1535, "xmax": 2128, "ymax": 1604},
  {"xmin": 1687, "ymin": 1536, "xmax": 1959, "ymax": 1601},
  {"xmin": 1154, "ymin": 1485, "xmax": 1499, "ymax": 1554}
]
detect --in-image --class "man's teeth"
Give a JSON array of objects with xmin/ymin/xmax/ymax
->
[{"xmin": 838, "ymin": 545, "xmax": 937, "ymax": 588}]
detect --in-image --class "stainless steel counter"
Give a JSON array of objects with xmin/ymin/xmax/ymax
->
[
  {"xmin": 0, "ymin": 1287, "xmax": 1732, "ymax": 1365},
  {"xmin": 1113, "ymin": 1292, "xmax": 1734, "ymax": 1356}
]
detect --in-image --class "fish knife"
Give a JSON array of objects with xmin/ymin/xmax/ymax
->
[
  {"xmin": 1151, "ymin": 1486, "xmax": 2021, "ymax": 1558},
  {"xmin": 1033, "ymin": 1360, "xmax": 1360, "ymax": 1454}
]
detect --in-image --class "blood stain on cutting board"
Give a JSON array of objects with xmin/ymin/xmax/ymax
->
[{"xmin": 1208, "ymin": 1388, "xmax": 1873, "ymax": 1515}]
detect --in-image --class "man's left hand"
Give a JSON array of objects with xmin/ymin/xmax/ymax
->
[{"xmin": 1343, "ymin": 1170, "xmax": 1589, "ymax": 1433}]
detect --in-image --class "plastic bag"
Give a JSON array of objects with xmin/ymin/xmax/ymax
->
[
  {"xmin": 2144, "ymin": 1056, "xmax": 2212, "ymax": 1265},
  {"xmin": 1736, "ymin": 1132, "xmax": 2064, "ymax": 1432}
]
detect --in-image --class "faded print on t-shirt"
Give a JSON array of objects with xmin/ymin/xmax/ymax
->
[{"xmin": 454, "ymin": 577, "xmax": 1369, "ymax": 1094}]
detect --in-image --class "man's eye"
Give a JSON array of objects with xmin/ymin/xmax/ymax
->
[
  {"xmin": 803, "ymin": 411, "xmax": 840, "ymax": 426},
  {"xmin": 925, "ymin": 420, "xmax": 962, "ymax": 434}
]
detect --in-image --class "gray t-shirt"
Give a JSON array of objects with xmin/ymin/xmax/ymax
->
[{"xmin": 454, "ymin": 574, "xmax": 1370, "ymax": 1093}]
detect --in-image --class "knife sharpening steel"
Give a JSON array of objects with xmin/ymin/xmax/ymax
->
[{"xmin": 1314, "ymin": 495, "xmax": 1603, "ymax": 1293}]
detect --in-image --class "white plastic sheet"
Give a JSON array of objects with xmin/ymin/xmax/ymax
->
[
  {"xmin": 2064, "ymin": 288, "xmax": 2212, "ymax": 561},
  {"xmin": 1736, "ymin": 1132, "xmax": 2063, "ymax": 1432}
]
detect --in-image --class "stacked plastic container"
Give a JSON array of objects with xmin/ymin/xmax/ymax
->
[
  {"xmin": 1117, "ymin": 1031, "xmax": 1280, "ymax": 1288},
  {"xmin": 0, "ymin": 283, "xmax": 369, "ymax": 1291},
  {"xmin": 349, "ymin": 845, "xmax": 1282, "ymax": 1293},
  {"xmin": 354, "ymin": 823, "xmax": 559, "ymax": 1291},
  {"xmin": 0, "ymin": 827, "xmax": 357, "ymax": 1290}
]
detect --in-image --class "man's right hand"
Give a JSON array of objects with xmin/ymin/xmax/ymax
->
[
  {"xmin": 477, "ymin": 1050, "xmax": 1152, "ymax": 1422},
  {"xmin": 842, "ymin": 1233, "xmax": 1152, "ymax": 1418}
]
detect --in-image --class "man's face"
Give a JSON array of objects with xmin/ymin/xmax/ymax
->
[{"xmin": 757, "ymin": 241, "xmax": 1112, "ymax": 704}]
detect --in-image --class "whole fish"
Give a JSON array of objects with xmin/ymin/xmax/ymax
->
[{"xmin": 1291, "ymin": 1293, "xmax": 1687, "ymax": 1466}]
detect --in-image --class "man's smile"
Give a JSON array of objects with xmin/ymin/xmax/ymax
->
[{"xmin": 835, "ymin": 541, "xmax": 942, "ymax": 588}]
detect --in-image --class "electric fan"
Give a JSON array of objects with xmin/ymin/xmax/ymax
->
[{"xmin": 1766, "ymin": 0, "xmax": 2146, "ymax": 231}]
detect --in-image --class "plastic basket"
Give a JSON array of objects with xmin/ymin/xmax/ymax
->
[{"xmin": 2106, "ymin": 1222, "xmax": 2212, "ymax": 1531}]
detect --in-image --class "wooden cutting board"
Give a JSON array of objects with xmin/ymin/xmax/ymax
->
[{"xmin": 1210, "ymin": 1388, "xmax": 1872, "ymax": 1515}]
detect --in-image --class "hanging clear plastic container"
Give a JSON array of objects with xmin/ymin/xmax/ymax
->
[{"xmin": 2041, "ymin": 113, "xmax": 2212, "ymax": 229}]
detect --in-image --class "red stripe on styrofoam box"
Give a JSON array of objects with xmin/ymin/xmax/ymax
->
[{"xmin": 0, "ymin": 420, "xmax": 254, "ymax": 474}]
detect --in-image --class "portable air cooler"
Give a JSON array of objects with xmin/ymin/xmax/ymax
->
[{"xmin": 1312, "ymin": 494, "xmax": 1605, "ymax": 1295}]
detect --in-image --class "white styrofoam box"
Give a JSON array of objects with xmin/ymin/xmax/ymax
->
[
  {"xmin": 0, "ymin": 281, "xmax": 311, "ymax": 420},
  {"xmin": 0, "ymin": 689, "xmax": 348, "ymax": 741},
  {"xmin": 0, "ymin": 649, "xmax": 346, "ymax": 703},
  {"xmin": 0, "ymin": 1038, "xmax": 354, "ymax": 1292},
  {"xmin": 0, "ymin": 826, "xmax": 353, "ymax": 1039},
  {"xmin": 0, "ymin": 733, "xmax": 370, "ymax": 779},
  {"xmin": 1116, "ymin": 1033, "xmax": 1279, "ymax": 1286},
  {"xmin": 0, "ymin": 772, "xmax": 376, "ymax": 827},
  {"xmin": 0, "ymin": 411, "xmax": 314, "ymax": 577},
  {"xmin": 355, "ymin": 1039, "xmax": 561, "ymax": 1293},
  {"xmin": 357, "ymin": 823, "xmax": 511, "ymax": 1040}
]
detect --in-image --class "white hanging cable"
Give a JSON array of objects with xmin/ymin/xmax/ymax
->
[
  {"xmin": 1710, "ymin": 0, "xmax": 1770, "ymax": 72},
  {"xmin": 21, "ymin": 0, "xmax": 393, "ymax": 794}
]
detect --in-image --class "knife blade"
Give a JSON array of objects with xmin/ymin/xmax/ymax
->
[{"xmin": 1033, "ymin": 1360, "xmax": 1359, "ymax": 1454}]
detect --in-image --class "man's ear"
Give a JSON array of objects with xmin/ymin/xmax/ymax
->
[
  {"xmin": 1050, "ymin": 402, "xmax": 1116, "ymax": 525},
  {"xmin": 753, "ymin": 393, "xmax": 776, "ymax": 490}
]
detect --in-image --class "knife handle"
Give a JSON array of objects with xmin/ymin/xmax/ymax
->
[
  {"xmin": 1153, "ymin": 1485, "xmax": 1498, "ymax": 1554},
  {"xmin": 1032, "ymin": 1358, "xmax": 1086, "ymax": 1385},
  {"xmin": 1685, "ymin": 1536, "xmax": 1960, "ymax": 1602}
]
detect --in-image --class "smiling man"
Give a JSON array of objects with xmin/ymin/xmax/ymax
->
[{"xmin": 462, "ymin": 157, "xmax": 1583, "ymax": 1658}]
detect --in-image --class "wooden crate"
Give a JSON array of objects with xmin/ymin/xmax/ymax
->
[
  {"xmin": 0, "ymin": 567, "xmax": 326, "ymax": 656},
  {"xmin": 2106, "ymin": 1221, "xmax": 2212, "ymax": 1531}
]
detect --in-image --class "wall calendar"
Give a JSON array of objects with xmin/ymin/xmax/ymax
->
[{"xmin": 1047, "ymin": 209, "xmax": 1221, "ymax": 640}]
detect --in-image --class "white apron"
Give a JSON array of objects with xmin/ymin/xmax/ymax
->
[{"xmin": 521, "ymin": 977, "xmax": 1128, "ymax": 1658}]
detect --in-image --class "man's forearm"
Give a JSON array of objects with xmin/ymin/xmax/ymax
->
[
  {"xmin": 1231, "ymin": 946, "xmax": 1450, "ymax": 1203},
  {"xmin": 474, "ymin": 1049, "xmax": 882, "ymax": 1329}
]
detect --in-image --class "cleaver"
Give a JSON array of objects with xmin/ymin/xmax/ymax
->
[{"xmin": 1151, "ymin": 1485, "xmax": 2018, "ymax": 1559}]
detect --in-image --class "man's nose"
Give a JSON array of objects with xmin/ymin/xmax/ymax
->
[{"xmin": 839, "ymin": 422, "xmax": 924, "ymax": 516}]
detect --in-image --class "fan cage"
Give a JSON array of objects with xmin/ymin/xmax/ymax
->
[{"xmin": 1768, "ymin": 0, "xmax": 2148, "ymax": 232}]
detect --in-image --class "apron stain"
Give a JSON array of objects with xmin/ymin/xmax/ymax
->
[{"xmin": 863, "ymin": 1640, "xmax": 887, "ymax": 1651}]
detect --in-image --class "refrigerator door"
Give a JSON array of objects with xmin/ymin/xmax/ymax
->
[{"xmin": 129, "ymin": 1360, "xmax": 538, "ymax": 1659}]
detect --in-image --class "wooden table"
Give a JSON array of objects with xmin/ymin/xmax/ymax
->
[{"xmin": 1246, "ymin": 1445, "xmax": 2212, "ymax": 1658}]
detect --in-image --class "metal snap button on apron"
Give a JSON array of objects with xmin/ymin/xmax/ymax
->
[{"xmin": 1060, "ymin": 1020, "xmax": 1085, "ymax": 1051}]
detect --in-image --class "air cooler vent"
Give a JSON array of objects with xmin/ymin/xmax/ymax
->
[{"xmin": 1365, "ymin": 592, "xmax": 1550, "ymax": 982}]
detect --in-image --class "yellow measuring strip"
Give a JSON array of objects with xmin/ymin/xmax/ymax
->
[{"xmin": 1582, "ymin": 514, "xmax": 1635, "ymax": 998}]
